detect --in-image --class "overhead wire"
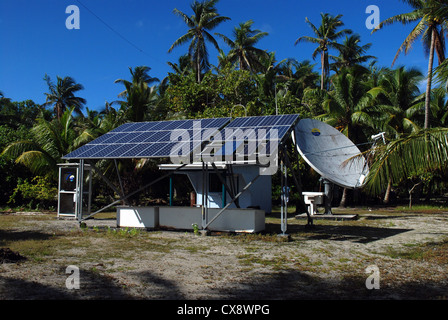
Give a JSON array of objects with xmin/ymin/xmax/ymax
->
[{"xmin": 75, "ymin": 0, "xmax": 160, "ymax": 63}]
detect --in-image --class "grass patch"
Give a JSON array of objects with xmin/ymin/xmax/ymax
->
[
  {"xmin": 382, "ymin": 238, "xmax": 448, "ymax": 263},
  {"xmin": 0, "ymin": 214, "xmax": 177, "ymax": 264},
  {"xmin": 393, "ymin": 205, "xmax": 448, "ymax": 214},
  {"xmin": 237, "ymin": 253, "xmax": 291, "ymax": 270},
  {"xmin": 222, "ymin": 232, "xmax": 291, "ymax": 243},
  {"xmin": 1, "ymin": 231, "xmax": 76, "ymax": 262}
]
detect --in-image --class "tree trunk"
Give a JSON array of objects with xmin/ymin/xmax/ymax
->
[
  {"xmin": 55, "ymin": 102, "xmax": 63, "ymax": 120},
  {"xmin": 383, "ymin": 178, "xmax": 392, "ymax": 204},
  {"xmin": 339, "ymin": 187, "xmax": 348, "ymax": 207},
  {"xmin": 197, "ymin": 52, "xmax": 202, "ymax": 83},
  {"xmin": 409, "ymin": 181, "xmax": 422, "ymax": 209},
  {"xmin": 424, "ymin": 28, "xmax": 436, "ymax": 129},
  {"xmin": 321, "ymin": 52, "xmax": 325, "ymax": 91}
]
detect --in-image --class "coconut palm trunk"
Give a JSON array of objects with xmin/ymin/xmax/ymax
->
[
  {"xmin": 321, "ymin": 52, "xmax": 325, "ymax": 90},
  {"xmin": 197, "ymin": 51, "xmax": 202, "ymax": 83},
  {"xmin": 425, "ymin": 28, "xmax": 436, "ymax": 129},
  {"xmin": 339, "ymin": 188, "xmax": 348, "ymax": 207},
  {"xmin": 383, "ymin": 178, "xmax": 392, "ymax": 204}
]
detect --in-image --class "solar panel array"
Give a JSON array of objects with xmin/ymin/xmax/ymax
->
[
  {"xmin": 202, "ymin": 114, "xmax": 300, "ymax": 158},
  {"xmin": 63, "ymin": 118, "xmax": 231, "ymax": 160},
  {"xmin": 63, "ymin": 114, "xmax": 300, "ymax": 160}
]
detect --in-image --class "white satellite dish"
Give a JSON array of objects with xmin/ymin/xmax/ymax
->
[{"xmin": 294, "ymin": 119, "xmax": 368, "ymax": 189}]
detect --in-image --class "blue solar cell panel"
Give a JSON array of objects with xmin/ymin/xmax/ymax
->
[
  {"xmin": 112, "ymin": 133, "xmax": 137, "ymax": 144},
  {"xmin": 201, "ymin": 114, "xmax": 299, "ymax": 159},
  {"xmin": 126, "ymin": 131, "xmax": 154, "ymax": 143},
  {"xmin": 87, "ymin": 144, "xmax": 122, "ymax": 158},
  {"xmin": 213, "ymin": 140, "xmax": 243, "ymax": 156},
  {"xmin": 149, "ymin": 121, "xmax": 172, "ymax": 131},
  {"xmin": 153, "ymin": 142, "xmax": 179, "ymax": 157},
  {"xmin": 94, "ymin": 133, "xmax": 121, "ymax": 144},
  {"xmin": 85, "ymin": 133, "xmax": 112, "ymax": 145},
  {"xmin": 130, "ymin": 122, "xmax": 156, "ymax": 132},
  {"xmin": 62, "ymin": 116, "xmax": 298, "ymax": 160},
  {"xmin": 172, "ymin": 121, "xmax": 190, "ymax": 130},
  {"xmin": 64, "ymin": 144, "xmax": 95, "ymax": 158},
  {"xmin": 275, "ymin": 114, "xmax": 296, "ymax": 125},
  {"xmin": 150, "ymin": 131, "xmax": 172, "ymax": 142},
  {"xmin": 134, "ymin": 143, "xmax": 159, "ymax": 157},
  {"xmin": 76, "ymin": 144, "xmax": 110, "ymax": 158},
  {"xmin": 126, "ymin": 122, "xmax": 148, "ymax": 132},
  {"xmin": 104, "ymin": 143, "xmax": 139, "ymax": 158},
  {"xmin": 119, "ymin": 143, "xmax": 149, "ymax": 158},
  {"xmin": 112, "ymin": 122, "xmax": 140, "ymax": 133},
  {"xmin": 258, "ymin": 115, "xmax": 280, "ymax": 126},
  {"xmin": 277, "ymin": 126, "xmax": 289, "ymax": 138},
  {"xmin": 201, "ymin": 118, "xmax": 224, "ymax": 128},
  {"xmin": 225, "ymin": 117, "xmax": 247, "ymax": 128}
]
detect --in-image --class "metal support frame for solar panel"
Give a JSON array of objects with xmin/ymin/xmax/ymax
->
[
  {"xmin": 61, "ymin": 114, "xmax": 300, "ymax": 234},
  {"xmin": 197, "ymin": 114, "xmax": 300, "ymax": 234},
  {"xmin": 62, "ymin": 117, "xmax": 231, "ymax": 222}
]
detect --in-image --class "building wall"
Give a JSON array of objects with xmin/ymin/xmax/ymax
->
[{"xmin": 181, "ymin": 166, "xmax": 272, "ymax": 213}]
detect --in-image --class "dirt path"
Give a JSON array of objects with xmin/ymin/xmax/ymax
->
[{"xmin": 1, "ymin": 210, "xmax": 448, "ymax": 300}]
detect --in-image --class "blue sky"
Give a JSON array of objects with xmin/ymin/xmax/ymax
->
[{"xmin": 0, "ymin": 0, "xmax": 429, "ymax": 112}]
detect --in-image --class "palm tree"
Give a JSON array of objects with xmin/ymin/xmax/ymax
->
[
  {"xmin": 319, "ymin": 65, "xmax": 381, "ymax": 144},
  {"xmin": 362, "ymin": 127, "xmax": 448, "ymax": 198},
  {"xmin": 330, "ymin": 34, "xmax": 377, "ymax": 70},
  {"xmin": 253, "ymin": 52, "xmax": 287, "ymax": 113},
  {"xmin": 295, "ymin": 13, "xmax": 352, "ymax": 90},
  {"xmin": 1, "ymin": 108, "xmax": 84, "ymax": 180},
  {"xmin": 77, "ymin": 104, "xmax": 125, "ymax": 143},
  {"xmin": 168, "ymin": 0, "xmax": 230, "ymax": 83},
  {"xmin": 115, "ymin": 66, "xmax": 159, "ymax": 91},
  {"xmin": 114, "ymin": 66, "xmax": 160, "ymax": 122},
  {"xmin": 43, "ymin": 74, "xmax": 86, "ymax": 120},
  {"xmin": 426, "ymin": 86, "xmax": 448, "ymax": 126},
  {"xmin": 374, "ymin": 0, "xmax": 446, "ymax": 129},
  {"xmin": 0, "ymin": 91, "xmax": 12, "ymax": 125},
  {"xmin": 216, "ymin": 20, "xmax": 269, "ymax": 73},
  {"xmin": 167, "ymin": 54, "xmax": 194, "ymax": 77},
  {"xmin": 370, "ymin": 66, "xmax": 425, "ymax": 138},
  {"xmin": 367, "ymin": 66, "xmax": 424, "ymax": 203},
  {"xmin": 276, "ymin": 59, "xmax": 320, "ymax": 99}
]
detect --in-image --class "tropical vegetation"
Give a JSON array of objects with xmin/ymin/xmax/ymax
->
[{"xmin": 2, "ymin": 0, "xmax": 448, "ymax": 210}]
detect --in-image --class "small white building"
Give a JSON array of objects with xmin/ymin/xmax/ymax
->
[{"xmin": 159, "ymin": 161, "xmax": 272, "ymax": 214}]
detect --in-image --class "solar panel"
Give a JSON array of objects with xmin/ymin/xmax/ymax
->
[
  {"xmin": 200, "ymin": 114, "xmax": 300, "ymax": 159},
  {"xmin": 63, "ymin": 115, "xmax": 299, "ymax": 161},
  {"xmin": 63, "ymin": 117, "xmax": 231, "ymax": 160}
]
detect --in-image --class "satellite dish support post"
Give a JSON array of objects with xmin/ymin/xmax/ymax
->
[{"xmin": 321, "ymin": 178, "xmax": 333, "ymax": 215}]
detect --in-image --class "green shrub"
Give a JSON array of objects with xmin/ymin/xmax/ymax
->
[{"xmin": 8, "ymin": 176, "xmax": 57, "ymax": 209}]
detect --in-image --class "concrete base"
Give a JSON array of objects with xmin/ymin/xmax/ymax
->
[
  {"xmin": 116, "ymin": 206, "xmax": 265, "ymax": 233},
  {"xmin": 117, "ymin": 206, "xmax": 159, "ymax": 228},
  {"xmin": 159, "ymin": 206, "xmax": 265, "ymax": 233}
]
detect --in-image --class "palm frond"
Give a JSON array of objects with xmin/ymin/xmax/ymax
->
[
  {"xmin": 15, "ymin": 150, "xmax": 57, "ymax": 178},
  {"xmin": 172, "ymin": 8, "xmax": 195, "ymax": 28},
  {"xmin": 168, "ymin": 31, "xmax": 195, "ymax": 53},
  {"xmin": 392, "ymin": 18, "xmax": 427, "ymax": 66},
  {"xmin": 363, "ymin": 127, "xmax": 448, "ymax": 195}
]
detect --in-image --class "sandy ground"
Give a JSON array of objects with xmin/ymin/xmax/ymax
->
[{"xmin": 1, "ymin": 209, "xmax": 448, "ymax": 301}]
